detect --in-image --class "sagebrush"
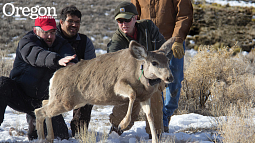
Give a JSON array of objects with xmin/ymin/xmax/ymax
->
[{"xmin": 179, "ymin": 46, "xmax": 255, "ymax": 116}]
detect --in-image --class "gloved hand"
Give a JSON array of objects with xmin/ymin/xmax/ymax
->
[{"xmin": 172, "ymin": 42, "xmax": 185, "ymax": 59}]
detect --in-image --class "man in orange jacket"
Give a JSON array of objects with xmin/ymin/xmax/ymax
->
[{"xmin": 131, "ymin": 0, "xmax": 193, "ymax": 132}]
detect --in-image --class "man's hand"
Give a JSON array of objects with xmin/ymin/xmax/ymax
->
[
  {"xmin": 172, "ymin": 42, "xmax": 185, "ymax": 59},
  {"xmin": 58, "ymin": 54, "xmax": 76, "ymax": 66}
]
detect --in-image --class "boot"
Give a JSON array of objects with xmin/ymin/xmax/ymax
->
[
  {"xmin": 164, "ymin": 116, "xmax": 171, "ymax": 133},
  {"xmin": 164, "ymin": 126, "xmax": 169, "ymax": 133},
  {"xmin": 26, "ymin": 114, "xmax": 38, "ymax": 140},
  {"xmin": 50, "ymin": 115, "xmax": 69, "ymax": 140},
  {"xmin": 71, "ymin": 104, "xmax": 93, "ymax": 137}
]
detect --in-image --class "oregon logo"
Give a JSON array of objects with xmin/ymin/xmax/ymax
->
[{"xmin": 2, "ymin": 3, "xmax": 57, "ymax": 19}]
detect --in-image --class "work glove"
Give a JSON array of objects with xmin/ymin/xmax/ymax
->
[{"xmin": 172, "ymin": 42, "xmax": 185, "ymax": 59}]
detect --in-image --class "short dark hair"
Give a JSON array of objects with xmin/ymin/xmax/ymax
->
[{"xmin": 60, "ymin": 5, "xmax": 82, "ymax": 21}]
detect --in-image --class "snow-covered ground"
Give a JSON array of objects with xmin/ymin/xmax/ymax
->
[
  {"xmin": 1, "ymin": 105, "xmax": 220, "ymax": 143},
  {"xmin": 197, "ymin": 0, "xmax": 255, "ymax": 7}
]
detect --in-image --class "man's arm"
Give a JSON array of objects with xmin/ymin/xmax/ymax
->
[
  {"xmin": 107, "ymin": 31, "xmax": 128, "ymax": 53},
  {"xmin": 19, "ymin": 40, "xmax": 62, "ymax": 69},
  {"xmin": 172, "ymin": 0, "xmax": 193, "ymax": 43},
  {"xmin": 84, "ymin": 37, "xmax": 96, "ymax": 60},
  {"xmin": 19, "ymin": 35, "xmax": 77, "ymax": 69}
]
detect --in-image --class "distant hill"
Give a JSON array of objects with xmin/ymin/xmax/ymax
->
[{"xmin": 0, "ymin": 0, "xmax": 254, "ymax": 53}]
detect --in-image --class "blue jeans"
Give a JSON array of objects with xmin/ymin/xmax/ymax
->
[{"xmin": 162, "ymin": 42, "xmax": 185, "ymax": 127}]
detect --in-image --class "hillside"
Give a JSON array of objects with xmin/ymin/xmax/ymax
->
[
  {"xmin": 0, "ymin": 0, "xmax": 255, "ymax": 53},
  {"xmin": 189, "ymin": 1, "xmax": 255, "ymax": 51}
]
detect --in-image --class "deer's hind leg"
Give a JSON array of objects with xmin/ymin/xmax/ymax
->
[
  {"xmin": 34, "ymin": 106, "xmax": 47, "ymax": 140},
  {"xmin": 35, "ymin": 99, "xmax": 70, "ymax": 142}
]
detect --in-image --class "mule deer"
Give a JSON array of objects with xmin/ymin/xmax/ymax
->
[{"xmin": 34, "ymin": 37, "xmax": 175, "ymax": 143}]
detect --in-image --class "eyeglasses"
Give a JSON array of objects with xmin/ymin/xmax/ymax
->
[
  {"xmin": 41, "ymin": 30, "xmax": 56, "ymax": 36},
  {"xmin": 66, "ymin": 20, "xmax": 81, "ymax": 25},
  {"xmin": 116, "ymin": 17, "xmax": 133, "ymax": 23}
]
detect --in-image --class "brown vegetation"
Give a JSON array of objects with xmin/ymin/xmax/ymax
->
[
  {"xmin": 179, "ymin": 46, "xmax": 255, "ymax": 117},
  {"xmin": 217, "ymin": 102, "xmax": 255, "ymax": 143},
  {"xmin": 0, "ymin": 49, "xmax": 13, "ymax": 76},
  {"xmin": 189, "ymin": 1, "xmax": 255, "ymax": 51}
]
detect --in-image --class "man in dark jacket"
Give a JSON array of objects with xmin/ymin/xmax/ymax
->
[
  {"xmin": 107, "ymin": 2, "xmax": 166, "ymax": 138},
  {"xmin": 0, "ymin": 16, "xmax": 77, "ymax": 140},
  {"xmin": 56, "ymin": 5, "xmax": 96, "ymax": 137}
]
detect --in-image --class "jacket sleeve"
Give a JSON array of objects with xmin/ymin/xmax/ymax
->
[
  {"xmin": 84, "ymin": 37, "xmax": 96, "ymax": 60},
  {"xmin": 172, "ymin": 0, "xmax": 193, "ymax": 43},
  {"xmin": 107, "ymin": 30, "xmax": 128, "ymax": 53},
  {"xmin": 18, "ymin": 37, "xmax": 62, "ymax": 69},
  {"xmin": 148, "ymin": 20, "xmax": 166, "ymax": 50}
]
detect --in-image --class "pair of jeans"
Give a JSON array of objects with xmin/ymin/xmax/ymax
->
[{"xmin": 162, "ymin": 42, "xmax": 185, "ymax": 127}]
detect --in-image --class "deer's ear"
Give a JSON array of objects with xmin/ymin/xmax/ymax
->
[
  {"xmin": 129, "ymin": 40, "xmax": 148, "ymax": 60},
  {"xmin": 158, "ymin": 37, "xmax": 175, "ymax": 59}
]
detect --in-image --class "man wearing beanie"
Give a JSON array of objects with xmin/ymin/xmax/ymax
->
[
  {"xmin": 0, "ymin": 16, "xmax": 77, "ymax": 140},
  {"xmin": 107, "ymin": 1, "xmax": 166, "ymax": 139}
]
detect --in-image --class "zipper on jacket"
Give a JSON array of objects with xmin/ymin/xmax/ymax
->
[{"xmin": 145, "ymin": 29, "xmax": 148, "ymax": 50}]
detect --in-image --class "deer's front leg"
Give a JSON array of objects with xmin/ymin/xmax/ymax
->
[
  {"xmin": 140, "ymin": 99, "xmax": 158, "ymax": 143},
  {"xmin": 114, "ymin": 80, "xmax": 136, "ymax": 131}
]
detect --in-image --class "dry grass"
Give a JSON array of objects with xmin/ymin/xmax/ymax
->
[
  {"xmin": 179, "ymin": 45, "xmax": 255, "ymax": 116},
  {"xmin": 217, "ymin": 102, "xmax": 255, "ymax": 143},
  {"xmin": 0, "ymin": 49, "xmax": 13, "ymax": 76},
  {"xmin": 76, "ymin": 120, "xmax": 178, "ymax": 143},
  {"xmin": 76, "ymin": 124, "xmax": 108, "ymax": 143}
]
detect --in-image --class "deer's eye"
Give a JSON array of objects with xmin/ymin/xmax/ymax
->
[{"xmin": 152, "ymin": 61, "xmax": 158, "ymax": 66}]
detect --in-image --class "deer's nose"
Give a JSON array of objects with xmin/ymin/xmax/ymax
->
[{"xmin": 166, "ymin": 75, "xmax": 174, "ymax": 83}]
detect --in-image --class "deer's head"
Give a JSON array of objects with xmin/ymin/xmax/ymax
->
[{"xmin": 129, "ymin": 38, "xmax": 175, "ymax": 84}]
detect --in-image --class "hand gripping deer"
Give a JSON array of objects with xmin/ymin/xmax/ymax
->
[{"xmin": 34, "ymin": 37, "xmax": 176, "ymax": 143}]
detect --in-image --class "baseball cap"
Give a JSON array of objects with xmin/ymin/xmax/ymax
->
[
  {"xmin": 114, "ymin": 2, "xmax": 138, "ymax": 20},
  {"xmin": 34, "ymin": 16, "xmax": 57, "ymax": 31}
]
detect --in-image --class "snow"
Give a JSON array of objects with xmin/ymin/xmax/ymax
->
[
  {"xmin": 204, "ymin": 0, "xmax": 255, "ymax": 7},
  {"xmin": 194, "ymin": 0, "xmax": 255, "ymax": 7},
  {"xmin": 0, "ymin": 106, "xmax": 220, "ymax": 143}
]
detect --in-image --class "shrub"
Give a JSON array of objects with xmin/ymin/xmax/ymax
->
[
  {"xmin": 217, "ymin": 102, "xmax": 255, "ymax": 143},
  {"xmin": 0, "ymin": 50, "xmax": 13, "ymax": 77},
  {"xmin": 180, "ymin": 45, "xmax": 255, "ymax": 116}
]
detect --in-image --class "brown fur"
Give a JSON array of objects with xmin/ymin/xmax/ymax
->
[{"xmin": 34, "ymin": 38, "xmax": 175, "ymax": 143}]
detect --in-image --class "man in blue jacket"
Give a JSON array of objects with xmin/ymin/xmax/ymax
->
[{"xmin": 0, "ymin": 16, "xmax": 77, "ymax": 140}]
